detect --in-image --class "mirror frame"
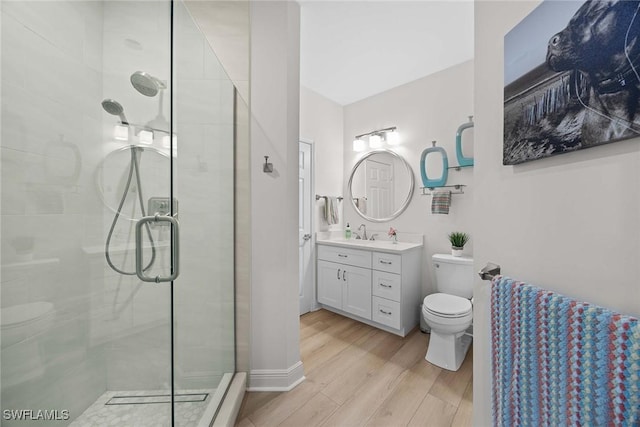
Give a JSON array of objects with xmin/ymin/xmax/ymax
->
[{"xmin": 347, "ymin": 148, "xmax": 415, "ymax": 223}]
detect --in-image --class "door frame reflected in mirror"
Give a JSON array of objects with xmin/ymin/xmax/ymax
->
[{"xmin": 347, "ymin": 148, "xmax": 415, "ymax": 223}]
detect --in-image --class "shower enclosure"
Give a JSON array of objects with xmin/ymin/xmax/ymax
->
[{"xmin": 1, "ymin": 1, "xmax": 245, "ymax": 425}]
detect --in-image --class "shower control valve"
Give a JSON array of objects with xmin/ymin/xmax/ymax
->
[{"xmin": 148, "ymin": 197, "xmax": 178, "ymax": 226}]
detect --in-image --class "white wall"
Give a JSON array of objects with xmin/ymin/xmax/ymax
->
[
  {"xmin": 249, "ymin": 1, "xmax": 303, "ymax": 390},
  {"xmin": 473, "ymin": 2, "xmax": 640, "ymax": 425},
  {"xmin": 343, "ymin": 60, "xmax": 475, "ymax": 298},
  {"xmin": 300, "ymin": 86, "xmax": 344, "ymax": 233},
  {"xmin": 185, "ymin": 1, "xmax": 250, "ymax": 103}
]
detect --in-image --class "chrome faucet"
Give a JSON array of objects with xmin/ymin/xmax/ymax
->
[
  {"xmin": 358, "ymin": 224, "xmax": 367, "ymax": 240},
  {"xmin": 369, "ymin": 233, "xmax": 379, "ymax": 241}
]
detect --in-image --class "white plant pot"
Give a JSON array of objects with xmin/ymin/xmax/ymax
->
[{"xmin": 451, "ymin": 247, "xmax": 463, "ymax": 257}]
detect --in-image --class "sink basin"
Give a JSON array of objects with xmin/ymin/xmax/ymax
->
[{"xmin": 316, "ymin": 238, "xmax": 422, "ymax": 253}]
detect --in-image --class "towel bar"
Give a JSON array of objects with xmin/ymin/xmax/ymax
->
[
  {"xmin": 315, "ymin": 195, "xmax": 343, "ymax": 201},
  {"xmin": 421, "ymin": 185, "xmax": 466, "ymax": 195},
  {"xmin": 479, "ymin": 262, "xmax": 501, "ymax": 280}
]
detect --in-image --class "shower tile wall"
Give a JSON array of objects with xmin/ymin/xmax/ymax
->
[{"xmin": 1, "ymin": 1, "xmax": 107, "ymax": 423}]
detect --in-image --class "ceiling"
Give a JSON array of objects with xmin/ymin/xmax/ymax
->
[{"xmin": 300, "ymin": 1, "xmax": 474, "ymax": 106}]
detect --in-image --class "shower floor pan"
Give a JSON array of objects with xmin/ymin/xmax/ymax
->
[{"xmin": 69, "ymin": 389, "xmax": 215, "ymax": 427}]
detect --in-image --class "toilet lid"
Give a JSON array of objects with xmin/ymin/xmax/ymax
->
[
  {"xmin": 1, "ymin": 302, "xmax": 54, "ymax": 328},
  {"xmin": 423, "ymin": 293, "xmax": 472, "ymax": 317}
]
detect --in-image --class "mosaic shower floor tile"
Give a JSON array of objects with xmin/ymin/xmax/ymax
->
[{"xmin": 69, "ymin": 389, "xmax": 215, "ymax": 427}]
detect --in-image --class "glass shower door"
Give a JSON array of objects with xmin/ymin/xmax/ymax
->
[
  {"xmin": 172, "ymin": 1, "xmax": 237, "ymax": 424},
  {"xmin": 80, "ymin": 0, "xmax": 176, "ymax": 425},
  {"xmin": 0, "ymin": 0, "xmax": 237, "ymax": 425}
]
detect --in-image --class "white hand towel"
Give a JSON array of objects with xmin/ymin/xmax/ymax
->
[
  {"xmin": 324, "ymin": 197, "xmax": 339, "ymax": 225},
  {"xmin": 358, "ymin": 197, "xmax": 367, "ymax": 215}
]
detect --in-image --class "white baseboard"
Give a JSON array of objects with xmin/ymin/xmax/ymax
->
[{"xmin": 247, "ymin": 361, "xmax": 305, "ymax": 391}]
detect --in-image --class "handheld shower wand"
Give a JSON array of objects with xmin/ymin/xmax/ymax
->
[{"xmin": 101, "ymin": 99, "xmax": 129, "ymax": 125}]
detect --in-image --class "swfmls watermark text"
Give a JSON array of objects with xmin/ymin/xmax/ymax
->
[{"xmin": 3, "ymin": 409, "xmax": 70, "ymax": 421}]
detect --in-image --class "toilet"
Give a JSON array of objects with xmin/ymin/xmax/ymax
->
[
  {"xmin": 422, "ymin": 254, "xmax": 473, "ymax": 371},
  {"xmin": 1, "ymin": 301, "xmax": 55, "ymax": 387}
]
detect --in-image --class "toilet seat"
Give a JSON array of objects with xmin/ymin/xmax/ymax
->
[{"xmin": 423, "ymin": 293, "xmax": 472, "ymax": 318}]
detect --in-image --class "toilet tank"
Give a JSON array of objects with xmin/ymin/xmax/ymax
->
[{"xmin": 432, "ymin": 254, "xmax": 474, "ymax": 299}]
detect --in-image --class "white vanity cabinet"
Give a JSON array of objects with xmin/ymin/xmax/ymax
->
[
  {"xmin": 317, "ymin": 260, "xmax": 372, "ymax": 319},
  {"xmin": 316, "ymin": 240, "xmax": 422, "ymax": 337}
]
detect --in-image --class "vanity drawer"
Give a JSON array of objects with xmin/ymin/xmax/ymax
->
[
  {"xmin": 372, "ymin": 296, "xmax": 401, "ymax": 330},
  {"xmin": 372, "ymin": 252, "xmax": 401, "ymax": 274},
  {"xmin": 317, "ymin": 244, "xmax": 371, "ymax": 269},
  {"xmin": 372, "ymin": 270, "xmax": 401, "ymax": 302}
]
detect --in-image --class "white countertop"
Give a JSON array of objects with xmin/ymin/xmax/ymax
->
[{"xmin": 316, "ymin": 238, "xmax": 423, "ymax": 253}]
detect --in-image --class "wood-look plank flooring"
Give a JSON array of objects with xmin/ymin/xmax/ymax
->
[{"xmin": 236, "ymin": 309, "xmax": 473, "ymax": 427}]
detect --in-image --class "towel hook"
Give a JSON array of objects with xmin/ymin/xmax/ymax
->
[{"xmin": 263, "ymin": 156, "xmax": 273, "ymax": 173}]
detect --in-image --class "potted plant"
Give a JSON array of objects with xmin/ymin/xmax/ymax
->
[{"xmin": 448, "ymin": 232, "xmax": 469, "ymax": 257}]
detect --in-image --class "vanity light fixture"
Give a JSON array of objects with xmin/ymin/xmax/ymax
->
[
  {"xmin": 352, "ymin": 126, "xmax": 398, "ymax": 151},
  {"xmin": 138, "ymin": 130, "xmax": 153, "ymax": 145},
  {"xmin": 162, "ymin": 134, "xmax": 177, "ymax": 149},
  {"xmin": 386, "ymin": 129, "xmax": 400, "ymax": 145},
  {"xmin": 369, "ymin": 133, "xmax": 383, "ymax": 148},
  {"xmin": 114, "ymin": 124, "xmax": 129, "ymax": 141},
  {"xmin": 353, "ymin": 138, "xmax": 366, "ymax": 152}
]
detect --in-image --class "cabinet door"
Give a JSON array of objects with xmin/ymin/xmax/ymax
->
[
  {"xmin": 317, "ymin": 260, "xmax": 343, "ymax": 309},
  {"xmin": 342, "ymin": 265, "xmax": 372, "ymax": 320}
]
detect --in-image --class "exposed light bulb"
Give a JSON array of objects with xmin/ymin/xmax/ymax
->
[
  {"xmin": 387, "ymin": 130, "xmax": 400, "ymax": 145},
  {"xmin": 114, "ymin": 124, "xmax": 129, "ymax": 141},
  {"xmin": 369, "ymin": 133, "xmax": 382, "ymax": 148},
  {"xmin": 139, "ymin": 130, "xmax": 153, "ymax": 145},
  {"xmin": 353, "ymin": 138, "xmax": 366, "ymax": 152}
]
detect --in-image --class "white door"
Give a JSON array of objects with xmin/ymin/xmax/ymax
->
[
  {"xmin": 365, "ymin": 159, "xmax": 393, "ymax": 218},
  {"xmin": 342, "ymin": 265, "xmax": 372, "ymax": 320},
  {"xmin": 316, "ymin": 260, "xmax": 343, "ymax": 310},
  {"xmin": 299, "ymin": 141, "xmax": 313, "ymax": 314}
]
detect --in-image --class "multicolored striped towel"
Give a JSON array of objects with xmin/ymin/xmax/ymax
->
[
  {"xmin": 491, "ymin": 275, "xmax": 640, "ymax": 426},
  {"xmin": 431, "ymin": 191, "xmax": 451, "ymax": 214}
]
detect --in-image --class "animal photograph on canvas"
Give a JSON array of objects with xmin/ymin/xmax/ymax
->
[{"xmin": 503, "ymin": 0, "xmax": 640, "ymax": 165}]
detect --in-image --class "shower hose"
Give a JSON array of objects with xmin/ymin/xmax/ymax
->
[{"xmin": 105, "ymin": 146, "xmax": 156, "ymax": 275}]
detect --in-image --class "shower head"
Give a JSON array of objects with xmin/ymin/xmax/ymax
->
[
  {"xmin": 130, "ymin": 71, "xmax": 167, "ymax": 97},
  {"xmin": 101, "ymin": 99, "xmax": 129, "ymax": 124}
]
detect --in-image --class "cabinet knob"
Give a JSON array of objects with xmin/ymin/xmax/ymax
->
[{"xmin": 337, "ymin": 269, "xmax": 341, "ymax": 279}]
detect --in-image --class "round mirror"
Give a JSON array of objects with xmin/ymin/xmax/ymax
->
[{"xmin": 348, "ymin": 149, "xmax": 415, "ymax": 223}]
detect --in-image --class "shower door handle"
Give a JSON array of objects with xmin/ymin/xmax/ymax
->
[{"xmin": 135, "ymin": 214, "xmax": 180, "ymax": 283}]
